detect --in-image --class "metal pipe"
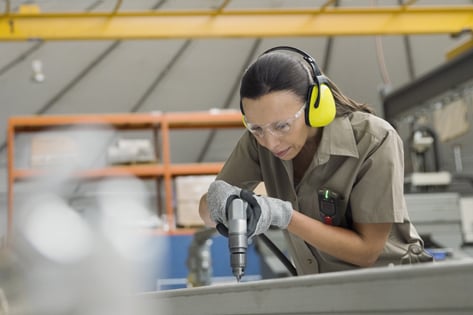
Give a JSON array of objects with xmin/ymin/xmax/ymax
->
[
  {"xmin": 4, "ymin": 0, "xmax": 10, "ymax": 16},
  {"xmin": 112, "ymin": 0, "xmax": 123, "ymax": 14},
  {"xmin": 215, "ymin": 0, "xmax": 231, "ymax": 13},
  {"xmin": 372, "ymin": 0, "xmax": 391, "ymax": 86},
  {"xmin": 402, "ymin": 0, "xmax": 418, "ymax": 9},
  {"xmin": 320, "ymin": 0, "xmax": 337, "ymax": 11}
]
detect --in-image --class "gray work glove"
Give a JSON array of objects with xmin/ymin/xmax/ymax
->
[{"xmin": 206, "ymin": 180, "xmax": 293, "ymax": 239}]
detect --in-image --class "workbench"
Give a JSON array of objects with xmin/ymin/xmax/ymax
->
[{"xmin": 140, "ymin": 259, "xmax": 473, "ymax": 315}]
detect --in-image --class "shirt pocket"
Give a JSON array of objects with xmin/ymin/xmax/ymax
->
[{"xmin": 296, "ymin": 188, "xmax": 320, "ymax": 219}]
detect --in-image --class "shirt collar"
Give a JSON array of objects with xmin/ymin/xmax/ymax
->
[{"xmin": 316, "ymin": 114, "xmax": 359, "ymax": 164}]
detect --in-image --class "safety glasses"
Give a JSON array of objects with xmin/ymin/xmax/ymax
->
[{"xmin": 244, "ymin": 104, "xmax": 306, "ymax": 138}]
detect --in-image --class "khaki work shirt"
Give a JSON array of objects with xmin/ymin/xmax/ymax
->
[{"xmin": 217, "ymin": 111, "xmax": 431, "ymax": 275}]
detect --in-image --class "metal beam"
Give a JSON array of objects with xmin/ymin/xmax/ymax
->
[
  {"xmin": 446, "ymin": 36, "xmax": 473, "ymax": 60},
  {"xmin": 1, "ymin": 6, "xmax": 473, "ymax": 40},
  {"xmin": 383, "ymin": 48, "xmax": 473, "ymax": 123}
]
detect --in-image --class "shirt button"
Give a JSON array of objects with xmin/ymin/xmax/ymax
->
[
  {"xmin": 409, "ymin": 244, "xmax": 423, "ymax": 255},
  {"xmin": 307, "ymin": 259, "xmax": 313, "ymax": 264}
]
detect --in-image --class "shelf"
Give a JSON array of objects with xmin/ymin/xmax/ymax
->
[
  {"xmin": 13, "ymin": 164, "xmax": 165, "ymax": 180},
  {"xmin": 12, "ymin": 163, "xmax": 222, "ymax": 179},
  {"xmin": 165, "ymin": 110, "xmax": 242, "ymax": 129},
  {"xmin": 142, "ymin": 228, "xmax": 201, "ymax": 236},
  {"xmin": 170, "ymin": 163, "xmax": 224, "ymax": 176},
  {"xmin": 9, "ymin": 113, "xmax": 163, "ymax": 131},
  {"xmin": 6, "ymin": 111, "xmax": 244, "ymax": 242}
]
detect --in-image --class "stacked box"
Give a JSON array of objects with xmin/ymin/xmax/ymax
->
[
  {"xmin": 30, "ymin": 134, "xmax": 79, "ymax": 168},
  {"xmin": 253, "ymin": 182, "xmax": 267, "ymax": 196},
  {"xmin": 175, "ymin": 175, "xmax": 216, "ymax": 227}
]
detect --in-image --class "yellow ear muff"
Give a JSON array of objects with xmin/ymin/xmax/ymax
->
[
  {"xmin": 306, "ymin": 83, "xmax": 336, "ymax": 127},
  {"xmin": 242, "ymin": 115, "xmax": 248, "ymax": 128}
]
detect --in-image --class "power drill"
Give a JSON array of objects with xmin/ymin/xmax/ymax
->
[{"xmin": 227, "ymin": 197, "xmax": 248, "ymax": 282}]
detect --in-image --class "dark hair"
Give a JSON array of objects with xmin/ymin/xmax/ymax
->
[{"xmin": 240, "ymin": 51, "xmax": 374, "ymax": 116}]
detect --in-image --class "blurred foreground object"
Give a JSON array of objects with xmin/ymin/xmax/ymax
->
[
  {"xmin": 1, "ymin": 179, "xmax": 166, "ymax": 315},
  {"xmin": 186, "ymin": 227, "xmax": 216, "ymax": 287}
]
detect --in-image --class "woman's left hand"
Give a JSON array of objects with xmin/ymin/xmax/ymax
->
[{"xmin": 206, "ymin": 180, "xmax": 293, "ymax": 239}]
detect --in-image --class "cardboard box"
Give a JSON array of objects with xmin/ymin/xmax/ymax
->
[
  {"xmin": 254, "ymin": 182, "xmax": 267, "ymax": 196},
  {"xmin": 174, "ymin": 178, "xmax": 267, "ymax": 227},
  {"xmin": 30, "ymin": 134, "xmax": 78, "ymax": 168},
  {"xmin": 107, "ymin": 138, "xmax": 157, "ymax": 165},
  {"xmin": 175, "ymin": 175, "xmax": 216, "ymax": 227}
]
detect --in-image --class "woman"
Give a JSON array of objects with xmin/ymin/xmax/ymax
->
[{"xmin": 199, "ymin": 46, "xmax": 432, "ymax": 274}]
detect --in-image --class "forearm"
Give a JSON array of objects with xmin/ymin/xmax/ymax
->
[
  {"xmin": 287, "ymin": 211, "xmax": 390, "ymax": 267},
  {"xmin": 198, "ymin": 193, "xmax": 216, "ymax": 227},
  {"xmin": 203, "ymin": 180, "xmax": 387, "ymax": 266}
]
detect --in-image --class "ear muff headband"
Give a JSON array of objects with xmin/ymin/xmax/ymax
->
[{"xmin": 242, "ymin": 46, "xmax": 336, "ymax": 128}]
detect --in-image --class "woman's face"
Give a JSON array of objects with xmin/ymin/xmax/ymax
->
[{"xmin": 242, "ymin": 90, "xmax": 317, "ymax": 160}]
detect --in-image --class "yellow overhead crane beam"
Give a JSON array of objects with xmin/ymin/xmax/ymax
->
[
  {"xmin": 446, "ymin": 36, "xmax": 473, "ymax": 60},
  {"xmin": 0, "ymin": 5, "xmax": 472, "ymax": 41}
]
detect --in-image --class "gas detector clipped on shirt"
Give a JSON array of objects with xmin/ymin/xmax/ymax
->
[{"xmin": 318, "ymin": 188, "xmax": 342, "ymax": 226}]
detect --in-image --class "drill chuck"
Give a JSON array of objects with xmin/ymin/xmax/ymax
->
[{"xmin": 227, "ymin": 198, "xmax": 247, "ymax": 281}]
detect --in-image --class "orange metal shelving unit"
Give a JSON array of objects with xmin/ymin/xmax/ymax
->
[
  {"xmin": 6, "ymin": 111, "xmax": 244, "ymax": 242},
  {"xmin": 160, "ymin": 110, "xmax": 244, "ymax": 229}
]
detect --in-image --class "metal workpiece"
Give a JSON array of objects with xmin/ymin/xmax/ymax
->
[
  {"xmin": 141, "ymin": 259, "xmax": 473, "ymax": 315},
  {"xmin": 227, "ymin": 198, "xmax": 248, "ymax": 282}
]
